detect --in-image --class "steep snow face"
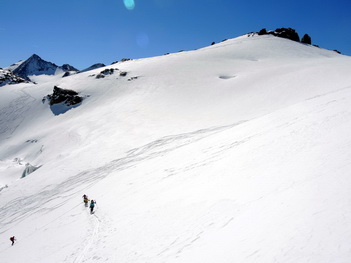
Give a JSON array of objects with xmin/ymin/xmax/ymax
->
[{"xmin": 1, "ymin": 35, "xmax": 351, "ymax": 263}]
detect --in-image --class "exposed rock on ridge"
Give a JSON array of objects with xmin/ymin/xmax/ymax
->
[{"xmin": 0, "ymin": 68, "xmax": 29, "ymax": 87}]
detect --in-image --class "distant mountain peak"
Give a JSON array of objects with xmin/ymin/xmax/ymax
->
[
  {"xmin": 29, "ymin": 54, "xmax": 41, "ymax": 59},
  {"xmin": 11, "ymin": 54, "xmax": 78, "ymax": 80},
  {"xmin": 59, "ymin": 64, "xmax": 79, "ymax": 72}
]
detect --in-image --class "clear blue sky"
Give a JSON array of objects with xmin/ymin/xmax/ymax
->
[{"xmin": 0, "ymin": 0, "xmax": 350, "ymax": 69}]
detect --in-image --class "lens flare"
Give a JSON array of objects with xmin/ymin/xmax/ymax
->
[{"xmin": 123, "ymin": 0, "xmax": 135, "ymax": 10}]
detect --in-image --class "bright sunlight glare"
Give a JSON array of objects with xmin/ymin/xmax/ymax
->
[{"xmin": 123, "ymin": 0, "xmax": 135, "ymax": 10}]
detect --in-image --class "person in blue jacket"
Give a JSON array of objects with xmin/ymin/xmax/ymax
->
[{"xmin": 90, "ymin": 200, "xmax": 96, "ymax": 214}]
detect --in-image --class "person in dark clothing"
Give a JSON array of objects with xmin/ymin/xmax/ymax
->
[
  {"xmin": 10, "ymin": 236, "xmax": 16, "ymax": 246},
  {"xmin": 82, "ymin": 194, "xmax": 89, "ymax": 207},
  {"xmin": 90, "ymin": 200, "xmax": 96, "ymax": 214}
]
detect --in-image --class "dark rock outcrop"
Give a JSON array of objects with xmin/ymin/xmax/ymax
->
[
  {"xmin": 62, "ymin": 72, "xmax": 71, "ymax": 78},
  {"xmin": 258, "ymin": 28, "xmax": 267, "ymax": 35},
  {"xmin": 0, "ymin": 69, "xmax": 29, "ymax": 87},
  {"xmin": 111, "ymin": 58, "xmax": 132, "ymax": 65},
  {"xmin": 43, "ymin": 86, "xmax": 84, "ymax": 115},
  {"xmin": 96, "ymin": 68, "xmax": 116, "ymax": 79},
  {"xmin": 256, "ymin": 28, "xmax": 315, "ymax": 46},
  {"xmin": 119, "ymin": 71, "xmax": 127, "ymax": 77},
  {"xmin": 46, "ymin": 86, "xmax": 82, "ymax": 106},
  {"xmin": 274, "ymin": 28, "xmax": 300, "ymax": 42},
  {"xmin": 256, "ymin": 27, "xmax": 300, "ymax": 42},
  {"xmin": 301, "ymin": 34, "xmax": 312, "ymax": 45}
]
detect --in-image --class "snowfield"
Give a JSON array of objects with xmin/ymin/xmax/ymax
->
[{"xmin": 1, "ymin": 35, "xmax": 351, "ymax": 263}]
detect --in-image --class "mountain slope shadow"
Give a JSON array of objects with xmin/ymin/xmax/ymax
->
[{"xmin": 49, "ymin": 102, "xmax": 82, "ymax": 115}]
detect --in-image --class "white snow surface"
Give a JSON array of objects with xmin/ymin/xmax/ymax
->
[{"xmin": 1, "ymin": 35, "xmax": 351, "ymax": 262}]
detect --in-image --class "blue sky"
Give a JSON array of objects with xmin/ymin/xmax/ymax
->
[{"xmin": 0, "ymin": 0, "xmax": 350, "ymax": 69}]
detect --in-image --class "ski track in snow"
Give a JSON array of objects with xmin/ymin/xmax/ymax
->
[
  {"xmin": 0, "ymin": 121, "xmax": 246, "ymax": 233},
  {"xmin": 3, "ymin": 84, "xmax": 340, "ymax": 236},
  {"xmin": 68, "ymin": 206, "xmax": 118, "ymax": 263},
  {"xmin": 0, "ymin": 88, "xmax": 36, "ymax": 139},
  {"xmin": 0, "ymin": 119, "xmax": 255, "ymax": 263},
  {"xmin": 72, "ymin": 213, "xmax": 101, "ymax": 263},
  {"xmin": 1, "ymin": 84, "xmax": 349, "ymax": 260}
]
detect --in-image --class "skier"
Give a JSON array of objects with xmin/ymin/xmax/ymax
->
[
  {"xmin": 10, "ymin": 236, "xmax": 16, "ymax": 246},
  {"xmin": 90, "ymin": 200, "xmax": 96, "ymax": 214},
  {"xmin": 82, "ymin": 194, "xmax": 89, "ymax": 207}
]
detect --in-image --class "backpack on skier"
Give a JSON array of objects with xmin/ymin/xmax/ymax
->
[{"xmin": 82, "ymin": 194, "xmax": 89, "ymax": 206}]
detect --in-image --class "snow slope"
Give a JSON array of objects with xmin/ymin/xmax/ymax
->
[{"xmin": 1, "ymin": 35, "xmax": 351, "ymax": 263}]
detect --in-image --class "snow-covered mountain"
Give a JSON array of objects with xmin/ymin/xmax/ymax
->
[
  {"xmin": 1, "ymin": 34, "xmax": 351, "ymax": 263},
  {"xmin": 59, "ymin": 64, "xmax": 79, "ymax": 72},
  {"xmin": 10, "ymin": 54, "xmax": 78, "ymax": 80}
]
